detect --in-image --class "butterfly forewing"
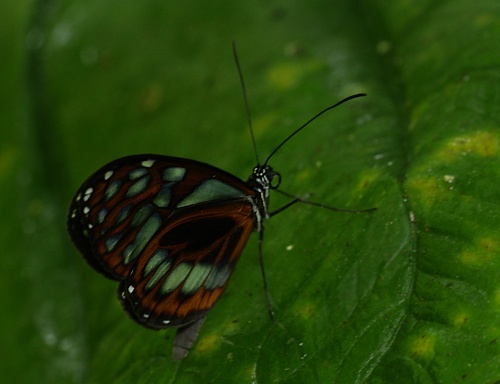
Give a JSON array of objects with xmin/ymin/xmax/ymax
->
[{"xmin": 67, "ymin": 154, "xmax": 257, "ymax": 329}]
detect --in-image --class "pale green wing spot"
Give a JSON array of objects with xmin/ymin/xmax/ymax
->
[
  {"xmin": 104, "ymin": 170, "xmax": 114, "ymax": 180},
  {"xmin": 115, "ymin": 204, "xmax": 133, "ymax": 224},
  {"xmin": 144, "ymin": 249, "xmax": 169, "ymax": 276},
  {"xmin": 181, "ymin": 263, "xmax": 213, "ymax": 295},
  {"xmin": 177, "ymin": 179, "xmax": 246, "ymax": 208},
  {"xmin": 126, "ymin": 175, "xmax": 151, "ymax": 198},
  {"xmin": 131, "ymin": 204, "xmax": 154, "ymax": 227},
  {"xmin": 141, "ymin": 159, "xmax": 156, "ymax": 168},
  {"xmin": 153, "ymin": 184, "xmax": 171, "ymax": 208},
  {"xmin": 205, "ymin": 263, "xmax": 232, "ymax": 291},
  {"xmin": 204, "ymin": 264, "xmax": 221, "ymax": 291},
  {"xmin": 217, "ymin": 265, "xmax": 232, "ymax": 287},
  {"xmin": 163, "ymin": 167, "xmax": 186, "ymax": 182},
  {"xmin": 129, "ymin": 168, "xmax": 149, "ymax": 180},
  {"xmin": 122, "ymin": 213, "xmax": 162, "ymax": 264},
  {"xmin": 97, "ymin": 207, "xmax": 108, "ymax": 224},
  {"xmin": 160, "ymin": 263, "xmax": 193, "ymax": 295},
  {"xmin": 144, "ymin": 259, "xmax": 172, "ymax": 292},
  {"xmin": 105, "ymin": 232, "xmax": 123, "ymax": 252},
  {"xmin": 105, "ymin": 179, "xmax": 122, "ymax": 201}
]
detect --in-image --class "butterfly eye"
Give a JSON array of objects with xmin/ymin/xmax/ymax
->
[{"xmin": 270, "ymin": 172, "xmax": 281, "ymax": 189}]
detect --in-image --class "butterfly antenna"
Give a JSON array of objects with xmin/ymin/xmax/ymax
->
[
  {"xmin": 233, "ymin": 40, "xmax": 260, "ymax": 165},
  {"xmin": 263, "ymin": 93, "xmax": 366, "ymax": 166}
]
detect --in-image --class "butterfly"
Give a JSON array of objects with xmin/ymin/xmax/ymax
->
[{"xmin": 67, "ymin": 42, "xmax": 375, "ymax": 361}]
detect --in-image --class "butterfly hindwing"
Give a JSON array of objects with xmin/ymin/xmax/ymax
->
[
  {"xmin": 67, "ymin": 154, "xmax": 257, "ymax": 327},
  {"xmin": 119, "ymin": 201, "xmax": 255, "ymax": 329}
]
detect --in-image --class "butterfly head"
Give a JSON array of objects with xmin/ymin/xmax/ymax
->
[{"xmin": 248, "ymin": 165, "xmax": 281, "ymax": 196}]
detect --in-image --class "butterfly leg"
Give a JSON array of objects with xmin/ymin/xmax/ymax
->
[
  {"xmin": 269, "ymin": 197, "xmax": 303, "ymax": 217},
  {"xmin": 259, "ymin": 228, "xmax": 276, "ymax": 323},
  {"xmin": 273, "ymin": 189, "xmax": 377, "ymax": 214},
  {"xmin": 172, "ymin": 316, "xmax": 207, "ymax": 361}
]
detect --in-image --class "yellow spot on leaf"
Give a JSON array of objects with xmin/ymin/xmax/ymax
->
[
  {"xmin": 294, "ymin": 303, "xmax": 316, "ymax": 320},
  {"xmin": 436, "ymin": 131, "xmax": 499, "ymax": 159},
  {"xmin": 479, "ymin": 237, "xmax": 500, "ymax": 253},
  {"xmin": 354, "ymin": 170, "xmax": 380, "ymax": 193},
  {"xmin": 405, "ymin": 176, "xmax": 444, "ymax": 209},
  {"xmin": 474, "ymin": 14, "xmax": 494, "ymax": 28},
  {"xmin": 295, "ymin": 168, "xmax": 312, "ymax": 184},
  {"xmin": 452, "ymin": 313, "xmax": 469, "ymax": 328},
  {"xmin": 251, "ymin": 113, "xmax": 278, "ymax": 140},
  {"xmin": 195, "ymin": 333, "xmax": 219, "ymax": 355},
  {"xmin": 409, "ymin": 333, "xmax": 436, "ymax": 359},
  {"xmin": 266, "ymin": 60, "xmax": 323, "ymax": 91},
  {"xmin": 462, "ymin": 251, "xmax": 487, "ymax": 265},
  {"xmin": 407, "ymin": 131, "xmax": 499, "ymax": 211},
  {"xmin": 462, "ymin": 236, "xmax": 500, "ymax": 266},
  {"xmin": 223, "ymin": 319, "xmax": 240, "ymax": 336},
  {"xmin": 194, "ymin": 320, "xmax": 241, "ymax": 356}
]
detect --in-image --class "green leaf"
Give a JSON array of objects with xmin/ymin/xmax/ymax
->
[{"xmin": 3, "ymin": 0, "xmax": 500, "ymax": 383}]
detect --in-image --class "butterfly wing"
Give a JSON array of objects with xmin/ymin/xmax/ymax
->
[
  {"xmin": 118, "ymin": 199, "xmax": 255, "ymax": 329},
  {"xmin": 68, "ymin": 154, "xmax": 256, "ymax": 328},
  {"xmin": 68, "ymin": 154, "xmax": 255, "ymax": 276}
]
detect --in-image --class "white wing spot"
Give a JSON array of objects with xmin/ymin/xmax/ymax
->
[
  {"xmin": 83, "ymin": 206, "xmax": 90, "ymax": 215},
  {"xmin": 83, "ymin": 188, "xmax": 93, "ymax": 202},
  {"xmin": 104, "ymin": 170, "xmax": 114, "ymax": 180},
  {"xmin": 88, "ymin": 223, "xmax": 93, "ymax": 229},
  {"xmin": 141, "ymin": 159, "xmax": 156, "ymax": 168},
  {"xmin": 76, "ymin": 193, "xmax": 81, "ymax": 202},
  {"xmin": 143, "ymin": 314, "xmax": 149, "ymax": 318},
  {"xmin": 128, "ymin": 285, "xmax": 135, "ymax": 294},
  {"xmin": 163, "ymin": 320, "xmax": 170, "ymax": 324}
]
